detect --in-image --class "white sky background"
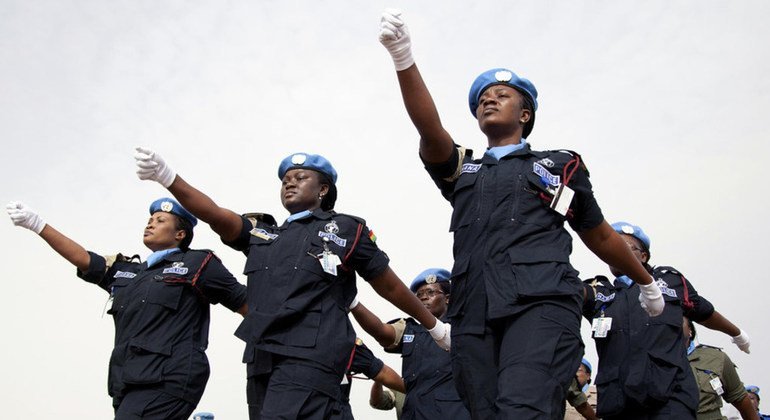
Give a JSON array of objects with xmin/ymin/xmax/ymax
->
[{"xmin": 1, "ymin": 1, "xmax": 769, "ymax": 418}]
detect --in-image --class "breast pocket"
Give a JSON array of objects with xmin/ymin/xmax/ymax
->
[
  {"xmin": 146, "ymin": 277, "xmax": 185, "ymax": 311},
  {"xmin": 243, "ymin": 235, "xmax": 275, "ymax": 275},
  {"xmin": 449, "ymin": 173, "xmax": 480, "ymax": 232},
  {"xmin": 513, "ymin": 171, "xmax": 565, "ymax": 229},
  {"xmin": 107, "ymin": 277, "xmax": 135, "ymax": 315},
  {"xmin": 121, "ymin": 339, "xmax": 173, "ymax": 385}
]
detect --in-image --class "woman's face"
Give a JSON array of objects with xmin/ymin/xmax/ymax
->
[
  {"xmin": 143, "ymin": 212, "xmax": 185, "ymax": 252},
  {"xmin": 415, "ymin": 283, "xmax": 449, "ymax": 319},
  {"xmin": 609, "ymin": 234, "xmax": 649, "ymax": 277},
  {"xmin": 475, "ymin": 85, "xmax": 531, "ymax": 134},
  {"xmin": 281, "ymin": 169, "xmax": 329, "ymax": 214}
]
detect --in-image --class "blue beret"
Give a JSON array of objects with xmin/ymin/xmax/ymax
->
[
  {"xmin": 747, "ymin": 385, "xmax": 760, "ymax": 395},
  {"xmin": 581, "ymin": 358, "xmax": 592, "ymax": 374},
  {"xmin": 409, "ymin": 268, "xmax": 451, "ymax": 293},
  {"xmin": 469, "ymin": 68, "xmax": 538, "ymax": 116},
  {"xmin": 278, "ymin": 153, "xmax": 337, "ymax": 184},
  {"xmin": 611, "ymin": 221, "xmax": 650, "ymax": 251},
  {"xmin": 193, "ymin": 413, "xmax": 215, "ymax": 420},
  {"xmin": 149, "ymin": 197, "xmax": 197, "ymax": 227}
]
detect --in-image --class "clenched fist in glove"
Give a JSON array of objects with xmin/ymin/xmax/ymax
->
[
  {"xmin": 379, "ymin": 9, "xmax": 414, "ymax": 71},
  {"xmin": 731, "ymin": 329, "xmax": 751, "ymax": 354},
  {"xmin": 428, "ymin": 319, "xmax": 451, "ymax": 351},
  {"xmin": 134, "ymin": 147, "xmax": 177, "ymax": 188},
  {"xmin": 638, "ymin": 280, "xmax": 665, "ymax": 317},
  {"xmin": 6, "ymin": 201, "xmax": 46, "ymax": 234}
]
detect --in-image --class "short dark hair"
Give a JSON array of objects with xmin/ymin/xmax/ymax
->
[{"xmin": 173, "ymin": 215, "xmax": 194, "ymax": 250}]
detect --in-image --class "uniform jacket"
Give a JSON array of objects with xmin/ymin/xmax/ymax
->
[
  {"xmin": 583, "ymin": 266, "xmax": 715, "ymax": 417},
  {"xmin": 688, "ymin": 344, "xmax": 748, "ymax": 420},
  {"xmin": 78, "ymin": 249, "xmax": 246, "ymax": 405},
  {"xmin": 424, "ymin": 144, "xmax": 604, "ymax": 332}
]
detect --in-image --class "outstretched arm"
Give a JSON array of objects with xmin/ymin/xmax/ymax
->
[
  {"xmin": 134, "ymin": 147, "xmax": 243, "ymax": 242},
  {"xmin": 578, "ymin": 220, "xmax": 664, "ymax": 316},
  {"xmin": 379, "ymin": 9, "xmax": 454, "ymax": 163},
  {"xmin": 350, "ymin": 302, "xmax": 398, "ymax": 348},
  {"xmin": 698, "ymin": 311, "xmax": 750, "ymax": 354},
  {"xmin": 372, "ymin": 364, "xmax": 406, "ymax": 394},
  {"xmin": 7, "ymin": 201, "xmax": 91, "ymax": 272}
]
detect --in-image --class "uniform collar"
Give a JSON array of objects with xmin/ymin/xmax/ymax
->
[
  {"xmin": 146, "ymin": 247, "xmax": 181, "ymax": 268},
  {"xmin": 485, "ymin": 139, "xmax": 528, "ymax": 160},
  {"xmin": 284, "ymin": 208, "xmax": 334, "ymax": 225},
  {"xmin": 613, "ymin": 275, "xmax": 633, "ymax": 288}
]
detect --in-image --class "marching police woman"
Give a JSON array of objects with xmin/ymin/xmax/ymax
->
[
  {"xmin": 582, "ymin": 222, "xmax": 750, "ymax": 419},
  {"xmin": 377, "ymin": 9, "xmax": 665, "ymax": 419},
  {"xmin": 5, "ymin": 198, "xmax": 247, "ymax": 419},
  {"xmin": 684, "ymin": 317, "xmax": 758, "ymax": 420},
  {"xmin": 336, "ymin": 338, "xmax": 405, "ymax": 419},
  {"xmin": 134, "ymin": 148, "xmax": 450, "ymax": 419},
  {"xmin": 746, "ymin": 387, "xmax": 770, "ymax": 420},
  {"xmin": 564, "ymin": 358, "xmax": 598, "ymax": 420},
  {"xmin": 351, "ymin": 268, "xmax": 471, "ymax": 420}
]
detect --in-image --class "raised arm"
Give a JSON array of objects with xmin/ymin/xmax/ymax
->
[
  {"xmin": 6, "ymin": 201, "xmax": 91, "ymax": 272},
  {"xmin": 373, "ymin": 363, "xmax": 406, "ymax": 394},
  {"xmin": 134, "ymin": 147, "xmax": 243, "ymax": 242},
  {"xmin": 379, "ymin": 9, "xmax": 454, "ymax": 163},
  {"xmin": 578, "ymin": 221, "xmax": 664, "ymax": 316},
  {"xmin": 698, "ymin": 310, "xmax": 750, "ymax": 354},
  {"xmin": 350, "ymin": 302, "xmax": 398, "ymax": 348}
]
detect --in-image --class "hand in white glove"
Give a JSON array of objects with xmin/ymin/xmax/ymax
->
[
  {"xmin": 6, "ymin": 201, "xmax": 46, "ymax": 234},
  {"xmin": 638, "ymin": 279, "xmax": 665, "ymax": 317},
  {"xmin": 134, "ymin": 147, "xmax": 177, "ymax": 188},
  {"xmin": 428, "ymin": 319, "xmax": 451, "ymax": 351},
  {"xmin": 379, "ymin": 9, "xmax": 414, "ymax": 71},
  {"xmin": 731, "ymin": 329, "xmax": 750, "ymax": 354}
]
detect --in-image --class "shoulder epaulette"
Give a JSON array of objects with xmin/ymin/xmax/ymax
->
[
  {"xmin": 332, "ymin": 212, "xmax": 367, "ymax": 226},
  {"xmin": 697, "ymin": 344, "xmax": 724, "ymax": 351},
  {"xmin": 654, "ymin": 266, "xmax": 681, "ymax": 276},
  {"xmin": 242, "ymin": 212, "xmax": 277, "ymax": 228}
]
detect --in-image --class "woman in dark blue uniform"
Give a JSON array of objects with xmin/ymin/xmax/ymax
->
[
  {"xmin": 351, "ymin": 268, "xmax": 471, "ymax": 420},
  {"xmin": 377, "ymin": 9, "xmax": 666, "ymax": 419},
  {"xmin": 134, "ymin": 148, "xmax": 449, "ymax": 419},
  {"xmin": 582, "ymin": 222, "xmax": 750, "ymax": 419},
  {"xmin": 6, "ymin": 198, "xmax": 247, "ymax": 419}
]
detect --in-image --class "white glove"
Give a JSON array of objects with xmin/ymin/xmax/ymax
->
[
  {"xmin": 379, "ymin": 9, "xmax": 414, "ymax": 71},
  {"xmin": 6, "ymin": 201, "xmax": 46, "ymax": 234},
  {"xmin": 638, "ymin": 279, "xmax": 665, "ymax": 317},
  {"xmin": 348, "ymin": 296, "xmax": 359, "ymax": 311},
  {"xmin": 134, "ymin": 146, "xmax": 177, "ymax": 188},
  {"xmin": 427, "ymin": 319, "xmax": 451, "ymax": 351},
  {"xmin": 731, "ymin": 329, "xmax": 750, "ymax": 354}
]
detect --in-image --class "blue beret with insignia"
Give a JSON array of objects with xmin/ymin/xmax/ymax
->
[
  {"xmin": 747, "ymin": 385, "xmax": 760, "ymax": 396},
  {"xmin": 149, "ymin": 197, "xmax": 197, "ymax": 227},
  {"xmin": 278, "ymin": 153, "xmax": 338, "ymax": 184},
  {"xmin": 581, "ymin": 358, "xmax": 592, "ymax": 374},
  {"xmin": 611, "ymin": 221, "xmax": 650, "ymax": 251},
  {"xmin": 468, "ymin": 68, "xmax": 538, "ymax": 138},
  {"xmin": 409, "ymin": 268, "xmax": 451, "ymax": 293}
]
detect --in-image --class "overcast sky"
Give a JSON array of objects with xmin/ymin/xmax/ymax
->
[{"xmin": 2, "ymin": 1, "xmax": 769, "ymax": 418}]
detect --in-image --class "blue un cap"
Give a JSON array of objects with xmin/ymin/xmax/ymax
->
[
  {"xmin": 468, "ymin": 68, "xmax": 538, "ymax": 138},
  {"xmin": 409, "ymin": 268, "xmax": 451, "ymax": 293},
  {"xmin": 747, "ymin": 385, "xmax": 760, "ymax": 396},
  {"xmin": 149, "ymin": 197, "xmax": 197, "ymax": 227},
  {"xmin": 278, "ymin": 153, "xmax": 338, "ymax": 184},
  {"xmin": 581, "ymin": 358, "xmax": 592, "ymax": 374},
  {"xmin": 611, "ymin": 221, "xmax": 650, "ymax": 252}
]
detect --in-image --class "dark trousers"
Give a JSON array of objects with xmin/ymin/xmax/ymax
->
[
  {"xmin": 451, "ymin": 303, "xmax": 583, "ymax": 420},
  {"xmin": 604, "ymin": 398, "xmax": 696, "ymax": 420},
  {"xmin": 114, "ymin": 389, "xmax": 194, "ymax": 420},
  {"xmin": 247, "ymin": 358, "xmax": 340, "ymax": 420}
]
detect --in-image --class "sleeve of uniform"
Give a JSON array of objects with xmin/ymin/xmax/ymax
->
[
  {"xmin": 76, "ymin": 251, "xmax": 112, "ymax": 292},
  {"xmin": 581, "ymin": 278, "xmax": 599, "ymax": 322},
  {"xmin": 566, "ymin": 378, "xmax": 588, "ymax": 407},
  {"xmin": 679, "ymin": 276, "xmax": 715, "ymax": 322},
  {"xmin": 345, "ymin": 221, "xmax": 390, "ymax": 281},
  {"xmin": 720, "ymin": 352, "xmax": 748, "ymax": 404},
  {"xmin": 348, "ymin": 341, "xmax": 385, "ymax": 379},
  {"xmin": 566, "ymin": 160, "xmax": 604, "ymax": 232},
  {"xmin": 196, "ymin": 253, "xmax": 247, "ymax": 312},
  {"xmin": 421, "ymin": 145, "xmax": 467, "ymax": 202},
  {"xmin": 221, "ymin": 216, "xmax": 254, "ymax": 254}
]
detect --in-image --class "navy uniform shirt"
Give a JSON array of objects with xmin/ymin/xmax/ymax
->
[
  {"xmin": 583, "ymin": 266, "xmax": 715, "ymax": 417},
  {"xmin": 424, "ymin": 144, "xmax": 604, "ymax": 332},
  {"xmin": 78, "ymin": 249, "xmax": 247, "ymax": 405},
  {"xmin": 386, "ymin": 317, "xmax": 471, "ymax": 420},
  {"xmin": 228, "ymin": 209, "xmax": 389, "ymax": 388}
]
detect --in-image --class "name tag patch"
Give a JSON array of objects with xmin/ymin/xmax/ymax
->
[
  {"xmin": 163, "ymin": 267, "xmax": 189, "ymax": 275},
  {"xmin": 113, "ymin": 271, "xmax": 136, "ymax": 279},
  {"xmin": 250, "ymin": 228, "xmax": 278, "ymax": 240},
  {"xmin": 596, "ymin": 292, "xmax": 616, "ymax": 303},
  {"xmin": 461, "ymin": 163, "xmax": 481, "ymax": 174},
  {"xmin": 403, "ymin": 334, "xmax": 415, "ymax": 343},
  {"xmin": 318, "ymin": 231, "xmax": 347, "ymax": 247},
  {"xmin": 533, "ymin": 162, "xmax": 561, "ymax": 186},
  {"xmin": 656, "ymin": 279, "xmax": 678, "ymax": 298}
]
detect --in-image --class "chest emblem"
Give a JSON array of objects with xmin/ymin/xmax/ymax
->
[
  {"xmin": 250, "ymin": 228, "xmax": 279, "ymax": 240},
  {"xmin": 318, "ymin": 231, "xmax": 347, "ymax": 247},
  {"xmin": 596, "ymin": 292, "xmax": 616, "ymax": 303},
  {"xmin": 163, "ymin": 262, "xmax": 189, "ymax": 275},
  {"xmin": 403, "ymin": 334, "xmax": 415, "ymax": 343},
  {"xmin": 324, "ymin": 221, "xmax": 339, "ymax": 234},
  {"xmin": 655, "ymin": 278, "xmax": 678, "ymax": 298},
  {"xmin": 461, "ymin": 163, "xmax": 481, "ymax": 174},
  {"xmin": 537, "ymin": 158, "xmax": 555, "ymax": 168},
  {"xmin": 113, "ymin": 271, "xmax": 137, "ymax": 279},
  {"xmin": 533, "ymin": 162, "xmax": 561, "ymax": 187}
]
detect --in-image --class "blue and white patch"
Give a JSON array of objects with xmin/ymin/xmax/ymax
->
[
  {"xmin": 403, "ymin": 334, "xmax": 415, "ymax": 343},
  {"xmin": 596, "ymin": 292, "xmax": 616, "ymax": 303},
  {"xmin": 250, "ymin": 228, "xmax": 279, "ymax": 240},
  {"xmin": 318, "ymin": 231, "xmax": 347, "ymax": 247},
  {"xmin": 533, "ymin": 162, "xmax": 561, "ymax": 186},
  {"xmin": 655, "ymin": 278, "xmax": 677, "ymax": 298},
  {"xmin": 163, "ymin": 266, "xmax": 189, "ymax": 275},
  {"xmin": 461, "ymin": 163, "xmax": 481, "ymax": 174},
  {"xmin": 537, "ymin": 158, "xmax": 555, "ymax": 168},
  {"xmin": 114, "ymin": 271, "xmax": 137, "ymax": 279}
]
